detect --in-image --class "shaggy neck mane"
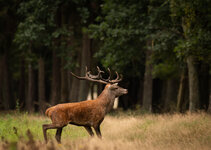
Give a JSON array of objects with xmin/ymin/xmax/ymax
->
[{"xmin": 97, "ymin": 87, "xmax": 116, "ymax": 113}]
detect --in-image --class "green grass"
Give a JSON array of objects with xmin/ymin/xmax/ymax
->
[
  {"xmin": 0, "ymin": 111, "xmax": 211, "ymax": 150},
  {"xmin": 0, "ymin": 111, "xmax": 88, "ymax": 142}
]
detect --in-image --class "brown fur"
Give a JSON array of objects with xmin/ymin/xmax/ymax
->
[{"xmin": 42, "ymin": 83, "xmax": 127, "ymax": 143}]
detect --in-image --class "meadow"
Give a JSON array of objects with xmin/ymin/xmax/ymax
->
[{"xmin": 0, "ymin": 111, "xmax": 211, "ymax": 150}]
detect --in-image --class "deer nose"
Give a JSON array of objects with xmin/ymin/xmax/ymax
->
[{"xmin": 124, "ymin": 89, "xmax": 128, "ymax": 94}]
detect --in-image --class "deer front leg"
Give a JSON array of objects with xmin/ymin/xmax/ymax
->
[
  {"xmin": 93, "ymin": 125, "xmax": 102, "ymax": 138},
  {"xmin": 84, "ymin": 126, "xmax": 94, "ymax": 137},
  {"xmin": 55, "ymin": 127, "xmax": 63, "ymax": 143}
]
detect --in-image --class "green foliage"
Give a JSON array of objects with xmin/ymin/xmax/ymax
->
[
  {"xmin": 153, "ymin": 63, "xmax": 179, "ymax": 79},
  {"xmin": 77, "ymin": 7, "xmax": 90, "ymax": 24},
  {"xmin": 0, "ymin": 0, "xmax": 18, "ymax": 54},
  {"xmin": 13, "ymin": 0, "xmax": 73, "ymax": 66},
  {"xmin": 14, "ymin": 0, "xmax": 59, "ymax": 48},
  {"xmin": 89, "ymin": 0, "xmax": 148, "ymax": 76},
  {"xmin": 170, "ymin": 0, "xmax": 211, "ymax": 62},
  {"xmin": 13, "ymin": 0, "xmax": 98, "ymax": 69}
]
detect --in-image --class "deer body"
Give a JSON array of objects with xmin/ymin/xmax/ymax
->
[{"xmin": 42, "ymin": 68, "xmax": 127, "ymax": 143}]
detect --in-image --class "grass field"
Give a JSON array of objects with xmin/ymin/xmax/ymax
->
[{"xmin": 0, "ymin": 111, "xmax": 211, "ymax": 150}]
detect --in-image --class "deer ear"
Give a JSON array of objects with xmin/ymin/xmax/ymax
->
[{"xmin": 109, "ymin": 83, "xmax": 118, "ymax": 90}]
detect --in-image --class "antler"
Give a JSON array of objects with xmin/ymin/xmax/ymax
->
[
  {"xmin": 87, "ymin": 66, "xmax": 104, "ymax": 79},
  {"xmin": 109, "ymin": 71, "xmax": 123, "ymax": 83},
  {"xmin": 71, "ymin": 66, "xmax": 108, "ymax": 84},
  {"xmin": 99, "ymin": 68, "xmax": 122, "ymax": 83},
  {"xmin": 71, "ymin": 66, "xmax": 123, "ymax": 84},
  {"xmin": 100, "ymin": 68, "xmax": 111, "ymax": 82}
]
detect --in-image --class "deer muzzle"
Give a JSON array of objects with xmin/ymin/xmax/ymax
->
[{"xmin": 123, "ymin": 89, "xmax": 128, "ymax": 94}]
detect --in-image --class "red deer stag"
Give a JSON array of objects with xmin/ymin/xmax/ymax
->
[{"xmin": 42, "ymin": 67, "xmax": 128, "ymax": 143}]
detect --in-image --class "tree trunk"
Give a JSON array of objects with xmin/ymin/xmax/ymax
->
[
  {"xmin": 38, "ymin": 57, "xmax": 46, "ymax": 112},
  {"xmin": 68, "ymin": 41, "xmax": 81, "ymax": 102},
  {"xmin": 61, "ymin": 58, "xmax": 68, "ymax": 102},
  {"xmin": 199, "ymin": 63, "xmax": 209, "ymax": 110},
  {"xmin": 18, "ymin": 59, "xmax": 25, "ymax": 109},
  {"xmin": 164, "ymin": 78, "xmax": 179, "ymax": 112},
  {"xmin": 177, "ymin": 69, "xmax": 188, "ymax": 112},
  {"xmin": 51, "ymin": 50, "xmax": 61, "ymax": 105},
  {"xmin": 142, "ymin": 41, "xmax": 153, "ymax": 112},
  {"xmin": 1, "ymin": 54, "xmax": 11, "ymax": 109},
  {"xmin": 69, "ymin": 67, "xmax": 80, "ymax": 102},
  {"xmin": 0, "ymin": 56, "xmax": 3, "ymax": 109},
  {"xmin": 187, "ymin": 56, "xmax": 199, "ymax": 112},
  {"xmin": 208, "ymin": 74, "xmax": 211, "ymax": 112},
  {"xmin": 26, "ymin": 62, "xmax": 35, "ymax": 112},
  {"xmin": 78, "ymin": 33, "xmax": 91, "ymax": 101},
  {"xmin": 137, "ymin": 79, "xmax": 144, "ymax": 106}
]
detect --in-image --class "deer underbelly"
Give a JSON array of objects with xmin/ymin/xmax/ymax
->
[
  {"xmin": 68, "ymin": 115, "xmax": 103, "ymax": 127},
  {"xmin": 69, "ymin": 121, "xmax": 91, "ymax": 126}
]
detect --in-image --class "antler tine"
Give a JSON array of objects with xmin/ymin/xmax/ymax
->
[
  {"xmin": 97, "ymin": 66, "xmax": 104, "ymax": 73},
  {"xmin": 101, "ymin": 68, "xmax": 111, "ymax": 81},
  {"xmin": 109, "ymin": 71, "xmax": 123, "ymax": 83},
  {"xmin": 115, "ymin": 71, "xmax": 119, "ymax": 80},
  {"xmin": 85, "ymin": 66, "xmax": 90, "ymax": 77},
  {"xmin": 71, "ymin": 67, "xmax": 108, "ymax": 84},
  {"xmin": 107, "ymin": 68, "xmax": 111, "ymax": 81},
  {"xmin": 86, "ymin": 66, "xmax": 102, "ymax": 79},
  {"xmin": 96, "ymin": 66, "xmax": 104, "ymax": 78}
]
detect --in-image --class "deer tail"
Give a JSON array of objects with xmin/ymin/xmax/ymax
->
[{"xmin": 45, "ymin": 107, "xmax": 54, "ymax": 117}]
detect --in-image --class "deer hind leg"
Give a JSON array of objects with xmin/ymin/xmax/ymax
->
[
  {"xmin": 42, "ymin": 124, "xmax": 65, "ymax": 143},
  {"xmin": 84, "ymin": 126, "xmax": 94, "ymax": 137}
]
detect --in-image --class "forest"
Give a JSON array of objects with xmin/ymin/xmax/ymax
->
[{"xmin": 0, "ymin": 0, "xmax": 211, "ymax": 113}]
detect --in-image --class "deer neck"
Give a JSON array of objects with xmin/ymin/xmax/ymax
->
[{"xmin": 97, "ymin": 88, "xmax": 115, "ymax": 113}]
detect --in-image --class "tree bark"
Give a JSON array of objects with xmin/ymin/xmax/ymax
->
[
  {"xmin": 66, "ymin": 10, "xmax": 79, "ymax": 102},
  {"xmin": 137, "ymin": 79, "xmax": 144, "ymax": 106},
  {"xmin": 26, "ymin": 62, "xmax": 35, "ymax": 112},
  {"xmin": 38, "ymin": 57, "xmax": 46, "ymax": 112},
  {"xmin": 177, "ymin": 69, "xmax": 188, "ymax": 112},
  {"xmin": 207, "ymin": 74, "xmax": 211, "ymax": 112},
  {"xmin": 18, "ymin": 59, "xmax": 25, "ymax": 109},
  {"xmin": 0, "ymin": 56, "xmax": 3, "ymax": 109},
  {"xmin": 68, "ymin": 43, "xmax": 81, "ymax": 102},
  {"xmin": 142, "ymin": 41, "xmax": 153, "ymax": 112},
  {"xmin": 51, "ymin": 50, "xmax": 61, "ymax": 105},
  {"xmin": 164, "ymin": 78, "xmax": 179, "ymax": 112},
  {"xmin": 69, "ymin": 67, "xmax": 80, "ymax": 102},
  {"xmin": 59, "ymin": 5, "xmax": 68, "ymax": 103},
  {"xmin": 209, "ymin": 91, "xmax": 211, "ymax": 113},
  {"xmin": 78, "ymin": 33, "xmax": 91, "ymax": 101},
  {"xmin": 1, "ymin": 54, "xmax": 11, "ymax": 109},
  {"xmin": 199, "ymin": 63, "xmax": 209, "ymax": 110},
  {"xmin": 187, "ymin": 56, "xmax": 199, "ymax": 112},
  {"xmin": 61, "ymin": 58, "xmax": 68, "ymax": 102}
]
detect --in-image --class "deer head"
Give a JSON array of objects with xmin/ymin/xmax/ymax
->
[{"xmin": 106, "ymin": 83, "xmax": 128, "ymax": 98}]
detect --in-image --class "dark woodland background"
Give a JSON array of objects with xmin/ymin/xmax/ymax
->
[{"xmin": 0, "ymin": 0, "xmax": 211, "ymax": 113}]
